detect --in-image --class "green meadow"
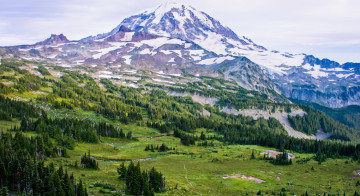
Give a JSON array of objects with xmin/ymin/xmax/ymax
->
[{"xmin": 36, "ymin": 127, "xmax": 360, "ymax": 195}]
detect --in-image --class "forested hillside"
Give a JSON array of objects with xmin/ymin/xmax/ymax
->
[
  {"xmin": 291, "ymin": 98, "xmax": 360, "ymax": 130},
  {"xmin": 1, "ymin": 59, "xmax": 360, "ymax": 195}
]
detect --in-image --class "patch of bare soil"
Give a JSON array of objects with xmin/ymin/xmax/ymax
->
[
  {"xmin": 201, "ymin": 109, "xmax": 211, "ymax": 116},
  {"xmin": 131, "ymin": 158, "xmax": 154, "ymax": 162},
  {"xmin": 166, "ymin": 91, "xmax": 219, "ymax": 106},
  {"xmin": 1, "ymin": 81, "xmax": 14, "ymax": 85},
  {"xmin": 32, "ymin": 91, "xmax": 46, "ymax": 95},
  {"xmin": 350, "ymin": 170, "xmax": 360, "ymax": 180},
  {"xmin": 354, "ymin": 170, "xmax": 360, "ymax": 175},
  {"xmin": 223, "ymin": 174, "xmax": 266, "ymax": 183},
  {"xmin": 260, "ymin": 150, "xmax": 296, "ymax": 159},
  {"xmin": 48, "ymin": 70, "xmax": 63, "ymax": 78}
]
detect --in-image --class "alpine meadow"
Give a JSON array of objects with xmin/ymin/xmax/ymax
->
[{"xmin": 1, "ymin": 2, "xmax": 360, "ymax": 196}]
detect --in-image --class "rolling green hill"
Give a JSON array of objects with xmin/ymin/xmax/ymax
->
[{"xmin": 1, "ymin": 59, "xmax": 360, "ymax": 195}]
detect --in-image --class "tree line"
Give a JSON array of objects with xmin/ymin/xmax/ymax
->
[
  {"xmin": 118, "ymin": 162, "xmax": 165, "ymax": 195},
  {"xmin": 0, "ymin": 132, "xmax": 87, "ymax": 195},
  {"xmin": 11, "ymin": 114, "xmax": 134, "ymax": 148},
  {"xmin": 288, "ymin": 105, "xmax": 359, "ymax": 141}
]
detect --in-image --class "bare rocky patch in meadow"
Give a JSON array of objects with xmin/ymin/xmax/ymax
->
[
  {"xmin": 354, "ymin": 170, "xmax": 360, "ymax": 175},
  {"xmin": 260, "ymin": 150, "xmax": 295, "ymax": 159},
  {"xmin": 350, "ymin": 170, "xmax": 360, "ymax": 180},
  {"xmin": 223, "ymin": 174, "xmax": 266, "ymax": 183}
]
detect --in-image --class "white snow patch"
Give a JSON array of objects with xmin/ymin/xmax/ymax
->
[
  {"xmin": 160, "ymin": 50, "xmax": 182, "ymax": 57},
  {"xmin": 91, "ymin": 42, "xmax": 127, "ymax": 59},
  {"xmin": 241, "ymin": 51, "xmax": 306, "ymax": 75},
  {"xmin": 302, "ymin": 63, "xmax": 313, "ymax": 70},
  {"xmin": 74, "ymin": 60, "xmax": 84, "ymax": 65},
  {"xmin": 306, "ymin": 64, "xmax": 329, "ymax": 79},
  {"xmin": 99, "ymin": 75, "xmax": 122, "ymax": 79},
  {"xmin": 128, "ymin": 83, "xmax": 139, "ymax": 88},
  {"xmin": 58, "ymin": 64, "xmax": 71, "ymax": 68},
  {"xmin": 141, "ymin": 37, "xmax": 184, "ymax": 49},
  {"xmin": 19, "ymin": 46, "xmax": 43, "ymax": 52},
  {"xmin": 157, "ymin": 71, "xmax": 180, "ymax": 77},
  {"xmin": 122, "ymin": 55, "xmax": 132, "ymax": 65},
  {"xmin": 99, "ymin": 71, "xmax": 113, "ymax": 75},
  {"xmin": 19, "ymin": 48, "xmax": 31, "ymax": 52},
  {"xmin": 121, "ymin": 32, "xmax": 135, "ymax": 41},
  {"xmin": 161, "ymin": 50, "xmax": 171, "ymax": 55},
  {"xmin": 195, "ymin": 31, "xmax": 228, "ymax": 55},
  {"xmin": 185, "ymin": 43, "xmax": 192, "ymax": 48},
  {"xmin": 47, "ymin": 54, "xmax": 58, "ymax": 59},
  {"xmin": 99, "ymin": 75, "xmax": 112, "ymax": 78},
  {"xmin": 189, "ymin": 50, "xmax": 205, "ymax": 61},
  {"xmin": 124, "ymin": 70, "xmax": 137, "ymax": 74},
  {"xmin": 157, "ymin": 71, "xmax": 165, "ymax": 75},
  {"xmin": 158, "ymin": 74, "xmax": 171, "ymax": 79},
  {"xmin": 337, "ymin": 73, "xmax": 353, "ymax": 78},
  {"xmin": 152, "ymin": 78, "xmax": 175, "ymax": 84},
  {"xmin": 198, "ymin": 56, "xmax": 235, "ymax": 65},
  {"xmin": 139, "ymin": 48, "xmax": 156, "ymax": 55},
  {"xmin": 325, "ymin": 67, "xmax": 347, "ymax": 72}
]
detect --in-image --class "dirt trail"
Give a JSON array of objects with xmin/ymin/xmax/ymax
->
[{"xmin": 183, "ymin": 163, "xmax": 202, "ymax": 196}]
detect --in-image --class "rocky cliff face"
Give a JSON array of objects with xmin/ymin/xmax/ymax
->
[
  {"xmin": 221, "ymin": 57, "xmax": 282, "ymax": 94},
  {"xmin": 282, "ymin": 87, "xmax": 360, "ymax": 108},
  {"xmin": 37, "ymin": 34, "xmax": 70, "ymax": 45},
  {"xmin": 274, "ymin": 55, "xmax": 360, "ymax": 108}
]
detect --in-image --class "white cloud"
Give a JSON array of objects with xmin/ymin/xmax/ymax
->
[{"xmin": 0, "ymin": 0, "xmax": 359, "ymax": 63}]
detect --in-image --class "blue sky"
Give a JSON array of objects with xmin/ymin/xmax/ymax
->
[{"xmin": 0, "ymin": 0, "xmax": 359, "ymax": 63}]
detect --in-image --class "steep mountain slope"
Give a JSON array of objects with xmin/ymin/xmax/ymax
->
[
  {"xmin": 291, "ymin": 98, "xmax": 360, "ymax": 130},
  {"xmin": 1, "ymin": 28, "xmax": 281, "ymax": 95},
  {"xmin": 0, "ymin": 2, "xmax": 359, "ymax": 107},
  {"xmin": 221, "ymin": 57, "xmax": 282, "ymax": 94},
  {"xmin": 86, "ymin": 2, "xmax": 359, "ymax": 108}
]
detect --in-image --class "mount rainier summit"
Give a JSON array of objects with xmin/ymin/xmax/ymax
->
[{"xmin": 1, "ymin": 2, "xmax": 359, "ymax": 108}]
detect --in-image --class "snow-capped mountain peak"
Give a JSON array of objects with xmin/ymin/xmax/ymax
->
[
  {"xmin": 142, "ymin": 2, "xmax": 194, "ymax": 24},
  {"xmin": 3, "ymin": 3, "xmax": 359, "ymax": 108},
  {"xmin": 83, "ymin": 3, "xmax": 265, "ymax": 55}
]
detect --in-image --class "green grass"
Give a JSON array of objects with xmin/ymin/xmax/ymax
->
[
  {"xmin": 1, "ymin": 114, "xmax": 359, "ymax": 195},
  {"xmin": 42, "ymin": 132, "xmax": 360, "ymax": 195},
  {"xmin": 0, "ymin": 119, "xmax": 20, "ymax": 130}
]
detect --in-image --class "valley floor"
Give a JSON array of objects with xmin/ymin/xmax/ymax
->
[{"xmin": 36, "ymin": 127, "xmax": 360, "ymax": 195}]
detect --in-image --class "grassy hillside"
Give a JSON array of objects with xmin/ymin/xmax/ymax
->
[{"xmin": 1, "ymin": 59, "xmax": 360, "ymax": 195}]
